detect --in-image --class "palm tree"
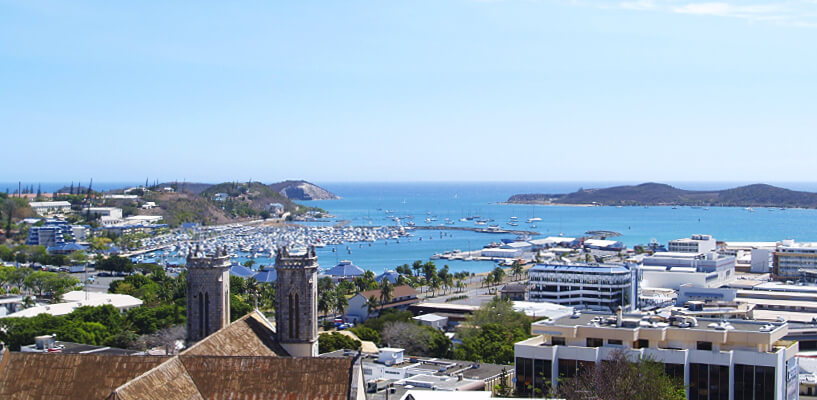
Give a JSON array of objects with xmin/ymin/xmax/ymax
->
[
  {"xmin": 412, "ymin": 260, "xmax": 423, "ymax": 277},
  {"xmin": 379, "ymin": 280, "xmax": 393, "ymax": 312},
  {"xmin": 455, "ymin": 279, "xmax": 465, "ymax": 293},
  {"xmin": 483, "ymin": 274, "xmax": 494, "ymax": 289},
  {"xmin": 365, "ymin": 295, "xmax": 380, "ymax": 316},
  {"xmin": 318, "ymin": 290, "xmax": 333, "ymax": 317},
  {"xmin": 334, "ymin": 287, "xmax": 348, "ymax": 316},
  {"xmin": 492, "ymin": 267, "xmax": 506, "ymax": 285},
  {"xmin": 429, "ymin": 276, "xmax": 441, "ymax": 297},
  {"xmin": 511, "ymin": 260, "xmax": 524, "ymax": 281},
  {"xmin": 444, "ymin": 275, "xmax": 454, "ymax": 295}
]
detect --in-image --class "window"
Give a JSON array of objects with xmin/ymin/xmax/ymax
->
[
  {"xmin": 552, "ymin": 336, "xmax": 566, "ymax": 345},
  {"xmin": 533, "ymin": 359, "xmax": 552, "ymax": 395},
  {"xmin": 198, "ymin": 292, "xmax": 204, "ymax": 338},
  {"xmin": 664, "ymin": 364, "xmax": 684, "ymax": 382},
  {"xmin": 586, "ymin": 338, "xmax": 603, "ymax": 347},
  {"xmin": 734, "ymin": 364, "xmax": 775, "ymax": 400},
  {"xmin": 697, "ymin": 341, "xmax": 713, "ymax": 351},
  {"xmin": 633, "ymin": 339, "xmax": 649, "ymax": 349},
  {"xmin": 516, "ymin": 357, "xmax": 533, "ymax": 395},
  {"xmin": 204, "ymin": 292, "xmax": 210, "ymax": 336},
  {"xmin": 607, "ymin": 339, "xmax": 622, "ymax": 345},
  {"xmin": 558, "ymin": 359, "xmax": 578, "ymax": 379},
  {"xmin": 690, "ymin": 363, "xmax": 730, "ymax": 400}
]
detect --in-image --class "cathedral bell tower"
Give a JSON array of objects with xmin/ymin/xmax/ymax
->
[
  {"xmin": 275, "ymin": 246, "xmax": 319, "ymax": 357},
  {"xmin": 185, "ymin": 245, "xmax": 231, "ymax": 343}
]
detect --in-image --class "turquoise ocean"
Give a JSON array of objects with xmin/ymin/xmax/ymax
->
[{"xmin": 301, "ymin": 182, "xmax": 817, "ymax": 274}]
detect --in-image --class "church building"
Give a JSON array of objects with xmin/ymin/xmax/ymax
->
[{"xmin": 0, "ymin": 246, "xmax": 366, "ymax": 399}]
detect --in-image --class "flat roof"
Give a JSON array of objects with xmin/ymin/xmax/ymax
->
[
  {"xmin": 29, "ymin": 201, "xmax": 71, "ymax": 207},
  {"xmin": 411, "ymin": 302, "xmax": 480, "ymax": 312},
  {"xmin": 645, "ymin": 252, "xmax": 703, "ymax": 258},
  {"xmin": 7, "ymin": 291, "xmax": 142, "ymax": 318},
  {"xmin": 503, "ymin": 242, "xmax": 532, "ymax": 248},
  {"xmin": 752, "ymin": 310, "xmax": 817, "ymax": 323},
  {"xmin": 584, "ymin": 239, "xmax": 621, "ymax": 246},
  {"xmin": 125, "ymin": 215, "xmax": 163, "ymax": 220},
  {"xmin": 536, "ymin": 311, "xmax": 786, "ymax": 334},
  {"xmin": 512, "ymin": 301, "xmax": 573, "ymax": 319},
  {"xmin": 412, "ymin": 313, "xmax": 448, "ymax": 322},
  {"xmin": 723, "ymin": 241, "xmax": 779, "ymax": 249},
  {"xmin": 530, "ymin": 263, "xmax": 630, "ymax": 273}
]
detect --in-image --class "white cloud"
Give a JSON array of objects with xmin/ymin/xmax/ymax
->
[
  {"xmin": 620, "ymin": 0, "xmax": 657, "ymax": 10},
  {"xmin": 567, "ymin": 0, "xmax": 817, "ymax": 27}
]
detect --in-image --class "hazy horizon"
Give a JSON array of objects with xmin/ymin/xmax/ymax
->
[{"xmin": 7, "ymin": 180, "xmax": 817, "ymax": 194}]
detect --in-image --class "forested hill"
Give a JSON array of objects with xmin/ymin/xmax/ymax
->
[
  {"xmin": 507, "ymin": 183, "xmax": 817, "ymax": 208},
  {"xmin": 268, "ymin": 180, "xmax": 340, "ymax": 200},
  {"xmin": 152, "ymin": 180, "xmax": 338, "ymax": 200}
]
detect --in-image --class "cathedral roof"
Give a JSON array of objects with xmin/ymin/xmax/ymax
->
[
  {"xmin": 0, "ymin": 352, "xmax": 170, "ymax": 399},
  {"xmin": 114, "ymin": 355, "xmax": 355, "ymax": 400},
  {"xmin": 0, "ymin": 311, "xmax": 361, "ymax": 399},
  {"xmin": 183, "ymin": 310, "xmax": 289, "ymax": 357}
]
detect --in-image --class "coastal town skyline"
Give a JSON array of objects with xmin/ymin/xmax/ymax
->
[{"xmin": 3, "ymin": 0, "xmax": 817, "ymax": 182}]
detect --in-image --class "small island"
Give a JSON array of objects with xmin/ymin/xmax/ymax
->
[{"xmin": 506, "ymin": 182, "xmax": 817, "ymax": 208}]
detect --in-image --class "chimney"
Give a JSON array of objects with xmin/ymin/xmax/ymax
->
[{"xmin": 616, "ymin": 306, "xmax": 623, "ymax": 327}]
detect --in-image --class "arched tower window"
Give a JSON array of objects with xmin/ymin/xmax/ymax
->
[
  {"xmin": 288, "ymin": 293, "xmax": 294, "ymax": 338},
  {"xmin": 198, "ymin": 292, "xmax": 204, "ymax": 339},
  {"xmin": 295, "ymin": 293, "xmax": 300, "ymax": 338},
  {"xmin": 205, "ymin": 292, "xmax": 210, "ymax": 336}
]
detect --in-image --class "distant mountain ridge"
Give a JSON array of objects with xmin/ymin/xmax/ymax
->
[
  {"xmin": 507, "ymin": 183, "xmax": 817, "ymax": 208},
  {"xmin": 152, "ymin": 180, "xmax": 338, "ymax": 200}
]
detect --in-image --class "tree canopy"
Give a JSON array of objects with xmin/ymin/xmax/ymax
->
[
  {"xmin": 557, "ymin": 351, "xmax": 686, "ymax": 400},
  {"xmin": 454, "ymin": 296, "xmax": 532, "ymax": 364}
]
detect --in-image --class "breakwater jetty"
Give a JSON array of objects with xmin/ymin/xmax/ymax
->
[{"xmin": 409, "ymin": 225, "xmax": 540, "ymax": 236}]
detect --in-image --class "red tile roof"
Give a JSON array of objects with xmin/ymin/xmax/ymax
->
[
  {"xmin": 0, "ymin": 352, "xmax": 169, "ymax": 400},
  {"xmin": 357, "ymin": 285, "xmax": 418, "ymax": 304}
]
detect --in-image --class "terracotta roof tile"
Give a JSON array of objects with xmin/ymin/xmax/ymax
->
[
  {"xmin": 0, "ymin": 352, "xmax": 169, "ymax": 400},
  {"xmin": 357, "ymin": 285, "xmax": 418, "ymax": 303},
  {"xmin": 183, "ymin": 310, "xmax": 289, "ymax": 357},
  {"xmin": 112, "ymin": 357, "xmax": 202, "ymax": 400},
  {"xmin": 179, "ymin": 355, "xmax": 354, "ymax": 400}
]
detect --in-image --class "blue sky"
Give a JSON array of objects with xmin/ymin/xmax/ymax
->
[{"xmin": 2, "ymin": 0, "xmax": 816, "ymax": 183}]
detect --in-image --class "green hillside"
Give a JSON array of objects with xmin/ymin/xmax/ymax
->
[{"xmin": 508, "ymin": 183, "xmax": 817, "ymax": 208}]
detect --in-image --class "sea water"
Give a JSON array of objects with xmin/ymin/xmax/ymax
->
[{"xmin": 299, "ymin": 182, "xmax": 817, "ymax": 274}]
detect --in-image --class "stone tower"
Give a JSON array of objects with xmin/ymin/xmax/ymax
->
[
  {"xmin": 275, "ymin": 246, "xmax": 319, "ymax": 357},
  {"xmin": 186, "ymin": 245, "xmax": 231, "ymax": 343}
]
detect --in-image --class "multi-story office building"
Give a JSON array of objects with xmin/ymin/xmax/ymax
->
[
  {"xmin": 514, "ymin": 311, "xmax": 799, "ymax": 399},
  {"xmin": 528, "ymin": 263, "xmax": 637, "ymax": 312},
  {"xmin": 774, "ymin": 240, "xmax": 817, "ymax": 279},
  {"xmin": 669, "ymin": 234, "xmax": 717, "ymax": 253},
  {"xmin": 25, "ymin": 220, "xmax": 74, "ymax": 248}
]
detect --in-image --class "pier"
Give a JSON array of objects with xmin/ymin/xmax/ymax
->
[{"xmin": 409, "ymin": 225, "xmax": 540, "ymax": 236}]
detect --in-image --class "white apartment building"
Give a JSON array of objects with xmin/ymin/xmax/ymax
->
[
  {"xmin": 721, "ymin": 242, "xmax": 778, "ymax": 273},
  {"xmin": 774, "ymin": 240, "xmax": 817, "ymax": 279},
  {"xmin": 28, "ymin": 201, "xmax": 72, "ymax": 216},
  {"xmin": 640, "ymin": 252, "xmax": 735, "ymax": 290},
  {"xmin": 669, "ymin": 234, "xmax": 717, "ymax": 253},
  {"xmin": 514, "ymin": 311, "xmax": 799, "ymax": 399},
  {"xmin": 528, "ymin": 263, "xmax": 638, "ymax": 312},
  {"xmin": 83, "ymin": 207, "xmax": 123, "ymax": 219},
  {"xmin": 83, "ymin": 207, "xmax": 124, "ymax": 225}
]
